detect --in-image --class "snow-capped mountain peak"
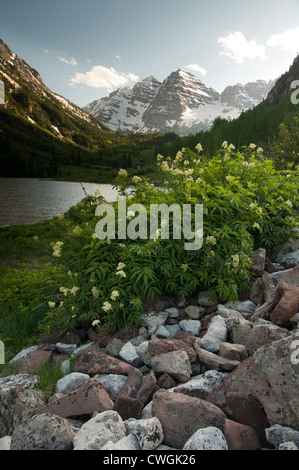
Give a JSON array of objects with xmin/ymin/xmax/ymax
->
[{"xmin": 83, "ymin": 69, "xmax": 275, "ymax": 136}]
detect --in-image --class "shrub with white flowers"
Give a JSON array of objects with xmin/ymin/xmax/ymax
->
[{"xmin": 41, "ymin": 143, "xmax": 299, "ymax": 333}]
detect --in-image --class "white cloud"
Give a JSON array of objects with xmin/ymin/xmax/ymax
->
[
  {"xmin": 115, "ymin": 54, "xmax": 122, "ymax": 61},
  {"xmin": 41, "ymin": 48, "xmax": 49, "ymax": 54},
  {"xmin": 70, "ymin": 65, "xmax": 139, "ymax": 89},
  {"xmin": 218, "ymin": 31, "xmax": 267, "ymax": 64},
  {"xmin": 60, "ymin": 57, "xmax": 78, "ymax": 66},
  {"xmin": 266, "ymin": 27, "xmax": 299, "ymax": 53},
  {"xmin": 184, "ymin": 64, "xmax": 207, "ymax": 76}
]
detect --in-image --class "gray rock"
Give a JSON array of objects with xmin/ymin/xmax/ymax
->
[
  {"xmin": 165, "ymin": 307, "xmax": 180, "ymax": 318},
  {"xmin": 200, "ymin": 316, "xmax": 227, "ymax": 353},
  {"xmin": 165, "ymin": 324, "xmax": 182, "ymax": 338},
  {"xmin": 217, "ymin": 304, "xmax": 244, "ymax": 320},
  {"xmin": 249, "ymin": 333, "xmax": 299, "ymax": 428},
  {"xmin": 265, "ymin": 424, "xmax": 299, "ymax": 449},
  {"xmin": 279, "ymin": 441, "xmax": 298, "ymax": 450},
  {"xmin": 183, "ymin": 427, "xmax": 228, "ymax": 450},
  {"xmin": 219, "ymin": 342, "xmax": 248, "ymax": 362},
  {"xmin": 157, "ymin": 444, "xmax": 178, "ymax": 450},
  {"xmin": 0, "ymin": 375, "xmax": 45, "ymax": 438},
  {"xmin": 0, "ymin": 436, "xmax": 11, "ymax": 450},
  {"xmin": 95, "ymin": 374, "xmax": 127, "ymax": 401},
  {"xmin": 194, "ymin": 341, "xmax": 240, "ymax": 372},
  {"xmin": 100, "ymin": 433, "xmax": 140, "ymax": 450},
  {"xmin": 229, "ymin": 320, "xmax": 252, "ymax": 348},
  {"xmin": 185, "ymin": 305, "xmax": 205, "ymax": 320},
  {"xmin": 249, "ymin": 323, "xmax": 290, "ymax": 355},
  {"xmin": 9, "ymin": 345, "xmax": 39, "ymax": 364},
  {"xmin": 179, "ymin": 319, "xmax": 201, "ymax": 336},
  {"xmin": 171, "ymin": 370, "xmax": 228, "ymax": 400},
  {"xmin": 155, "ymin": 325, "xmax": 170, "ymax": 338},
  {"xmin": 140, "ymin": 402, "xmax": 153, "ymax": 419},
  {"xmin": 125, "ymin": 417, "xmax": 164, "ymax": 450},
  {"xmin": 278, "ymin": 249, "xmax": 299, "ymax": 268},
  {"xmin": 136, "ymin": 341, "xmax": 151, "ymax": 367},
  {"xmin": 56, "ymin": 372, "xmax": 90, "ymax": 394},
  {"xmin": 151, "ymin": 350, "xmax": 191, "ymax": 383},
  {"xmin": 11, "ymin": 413, "xmax": 74, "ymax": 450},
  {"xmin": 72, "ymin": 410, "xmax": 126, "ymax": 450},
  {"xmin": 105, "ymin": 338, "xmax": 124, "ymax": 357},
  {"xmin": 224, "ymin": 300, "xmax": 256, "ymax": 312},
  {"xmin": 119, "ymin": 342, "xmax": 144, "ymax": 367}
]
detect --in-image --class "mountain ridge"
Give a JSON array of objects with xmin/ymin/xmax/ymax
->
[{"xmin": 84, "ymin": 69, "xmax": 275, "ymax": 136}]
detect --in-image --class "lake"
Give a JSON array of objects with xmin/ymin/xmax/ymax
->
[{"xmin": 0, "ymin": 178, "xmax": 119, "ymax": 227}]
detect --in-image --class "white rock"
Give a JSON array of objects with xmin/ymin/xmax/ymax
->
[
  {"xmin": 56, "ymin": 342, "xmax": 77, "ymax": 355},
  {"xmin": 200, "ymin": 315, "xmax": 227, "ymax": 353},
  {"xmin": 279, "ymin": 441, "xmax": 298, "ymax": 450},
  {"xmin": 119, "ymin": 342, "xmax": 143, "ymax": 367},
  {"xmin": 100, "ymin": 433, "xmax": 140, "ymax": 450},
  {"xmin": 140, "ymin": 402, "xmax": 153, "ymax": 419},
  {"xmin": 183, "ymin": 427, "xmax": 228, "ymax": 450},
  {"xmin": 0, "ymin": 436, "xmax": 12, "ymax": 450},
  {"xmin": 140, "ymin": 310, "xmax": 168, "ymax": 328},
  {"xmin": 124, "ymin": 417, "xmax": 164, "ymax": 450},
  {"xmin": 72, "ymin": 410, "xmax": 126, "ymax": 450},
  {"xmin": 56, "ymin": 372, "xmax": 90, "ymax": 394},
  {"xmin": 0, "ymin": 373, "xmax": 38, "ymax": 394},
  {"xmin": 179, "ymin": 319, "xmax": 201, "ymax": 336}
]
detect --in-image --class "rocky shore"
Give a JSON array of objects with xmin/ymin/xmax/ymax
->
[{"xmin": 1, "ymin": 240, "xmax": 299, "ymax": 451}]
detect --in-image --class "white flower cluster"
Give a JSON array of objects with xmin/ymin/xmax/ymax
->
[
  {"xmin": 116, "ymin": 262, "xmax": 126, "ymax": 278},
  {"xmin": 52, "ymin": 241, "xmax": 63, "ymax": 258}
]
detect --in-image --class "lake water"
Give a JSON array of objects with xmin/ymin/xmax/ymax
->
[{"xmin": 0, "ymin": 178, "xmax": 119, "ymax": 227}]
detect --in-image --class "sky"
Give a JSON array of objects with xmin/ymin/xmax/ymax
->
[{"xmin": 0, "ymin": 0, "xmax": 299, "ymax": 108}]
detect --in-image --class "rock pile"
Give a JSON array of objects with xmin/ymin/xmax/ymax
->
[{"xmin": 1, "ymin": 248, "xmax": 299, "ymax": 451}]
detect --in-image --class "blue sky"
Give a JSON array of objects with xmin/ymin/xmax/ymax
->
[{"xmin": 1, "ymin": 0, "xmax": 299, "ymax": 107}]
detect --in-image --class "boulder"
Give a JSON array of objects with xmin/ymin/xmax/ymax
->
[
  {"xmin": 179, "ymin": 319, "xmax": 201, "ymax": 336},
  {"xmin": 184, "ymin": 305, "xmax": 205, "ymax": 320},
  {"xmin": 250, "ymin": 248, "xmax": 266, "ymax": 277},
  {"xmin": 94, "ymin": 374, "xmax": 127, "ymax": 401},
  {"xmin": 219, "ymin": 342, "xmax": 248, "ymax": 362},
  {"xmin": 73, "ymin": 344, "xmax": 134, "ymax": 376},
  {"xmin": 11, "ymin": 413, "xmax": 74, "ymax": 450},
  {"xmin": 194, "ymin": 342, "xmax": 240, "ymax": 372},
  {"xmin": 200, "ymin": 315, "xmax": 227, "ymax": 353},
  {"xmin": 270, "ymin": 283, "xmax": 299, "ymax": 326},
  {"xmin": 148, "ymin": 338, "xmax": 197, "ymax": 363},
  {"xmin": 152, "ymin": 390, "xmax": 226, "ymax": 449},
  {"xmin": 136, "ymin": 370, "xmax": 157, "ymax": 405},
  {"xmin": 36, "ymin": 378, "xmax": 112, "ymax": 418},
  {"xmin": 100, "ymin": 433, "xmax": 140, "ymax": 450},
  {"xmin": 172, "ymin": 370, "xmax": 228, "ymax": 400},
  {"xmin": 249, "ymin": 323, "xmax": 290, "ymax": 355},
  {"xmin": 55, "ymin": 372, "xmax": 90, "ymax": 394},
  {"xmin": 139, "ymin": 310, "xmax": 168, "ymax": 329},
  {"xmin": 249, "ymin": 333, "xmax": 299, "ymax": 429},
  {"xmin": 0, "ymin": 387, "xmax": 46, "ymax": 437},
  {"xmin": 19, "ymin": 350, "xmax": 53, "ymax": 373},
  {"xmin": 208, "ymin": 357, "xmax": 270, "ymax": 446},
  {"xmin": 119, "ymin": 342, "xmax": 144, "ymax": 368},
  {"xmin": 224, "ymin": 419, "xmax": 260, "ymax": 450},
  {"xmin": 124, "ymin": 417, "xmax": 164, "ymax": 450},
  {"xmin": 72, "ymin": 410, "xmax": 126, "ymax": 450},
  {"xmin": 113, "ymin": 395, "xmax": 144, "ymax": 420},
  {"xmin": 183, "ymin": 427, "xmax": 228, "ymax": 450},
  {"xmin": 265, "ymin": 424, "xmax": 299, "ymax": 449},
  {"xmin": 151, "ymin": 350, "xmax": 191, "ymax": 383}
]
